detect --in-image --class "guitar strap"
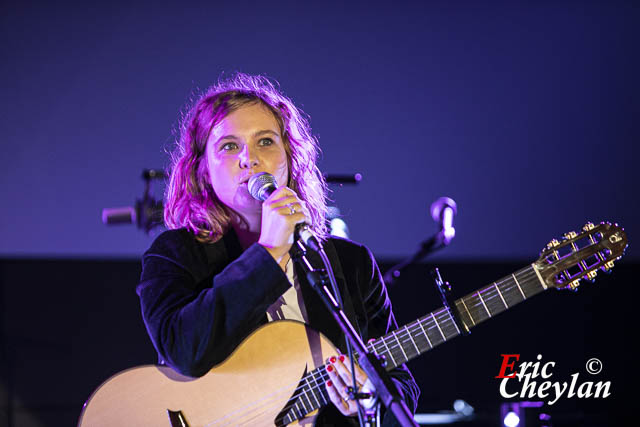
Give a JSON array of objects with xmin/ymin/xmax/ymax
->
[{"xmin": 295, "ymin": 239, "xmax": 363, "ymax": 355}]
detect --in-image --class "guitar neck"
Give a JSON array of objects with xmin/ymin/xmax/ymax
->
[
  {"xmin": 281, "ymin": 263, "xmax": 549, "ymax": 425},
  {"xmin": 372, "ymin": 263, "xmax": 548, "ymax": 369}
]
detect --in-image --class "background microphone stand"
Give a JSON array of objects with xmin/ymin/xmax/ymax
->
[{"xmin": 383, "ymin": 197, "xmax": 457, "ymax": 286}]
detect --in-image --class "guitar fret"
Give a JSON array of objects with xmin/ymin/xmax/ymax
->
[
  {"xmin": 494, "ymin": 283, "xmax": 508, "ymax": 308},
  {"xmin": 418, "ymin": 319, "xmax": 433, "ymax": 348},
  {"xmin": 380, "ymin": 335, "xmax": 398, "ymax": 367},
  {"xmin": 499, "ymin": 276, "xmax": 524, "ymax": 307},
  {"xmin": 431, "ymin": 312, "xmax": 446, "ymax": 341},
  {"xmin": 305, "ymin": 376, "xmax": 320, "ymax": 408},
  {"xmin": 293, "ymin": 401, "xmax": 303, "ymax": 420},
  {"xmin": 512, "ymin": 273, "xmax": 526, "ymax": 299},
  {"xmin": 404, "ymin": 323, "xmax": 420, "ymax": 354},
  {"xmin": 459, "ymin": 298, "xmax": 475, "ymax": 325},
  {"xmin": 298, "ymin": 391, "xmax": 311, "ymax": 415},
  {"xmin": 370, "ymin": 339, "xmax": 382, "ymax": 356},
  {"xmin": 477, "ymin": 291, "xmax": 491, "ymax": 317},
  {"xmin": 446, "ymin": 309, "xmax": 461, "ymax": 335},
  {"xmin": 391, "ymin": 330, "xmax": 408, "ymax": 362}
]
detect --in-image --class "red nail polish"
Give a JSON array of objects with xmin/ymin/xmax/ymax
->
[
  {"xmin": 326, "ymin": 365, "xmax": 333, "ymax": 372},
  {"xmin": 326, "ymin": 380, "xmax": 333, "ymax": 387},
  {"xmin": 339, "ymin": 355, "xmax": 345, "ymax": 362},
  {"xmin": 330, "ymin": 356, "xmax": 337, "ymax": 363}
]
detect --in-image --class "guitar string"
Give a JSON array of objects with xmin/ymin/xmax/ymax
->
[{"xmin": 204, "ymin": 268, "xmax": 543, "ymax": 425}]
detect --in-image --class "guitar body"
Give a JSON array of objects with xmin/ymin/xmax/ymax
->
[{"xmin": 78, "ymin": 321, "xmax": 337, "ymax": 426}]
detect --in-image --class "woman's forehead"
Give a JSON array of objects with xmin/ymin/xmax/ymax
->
[{"xmin": 210, "ymin": 103, "xmax": 281, "ymax": 140}]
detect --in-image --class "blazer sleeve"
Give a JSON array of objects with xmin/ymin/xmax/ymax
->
[
  {"xmin": 356, "ymin": 243, "xmax": 421, "ymax": 426},
  {"xmin": 136, "ymin": 230, "xmax": 291, "ymax": 377}
]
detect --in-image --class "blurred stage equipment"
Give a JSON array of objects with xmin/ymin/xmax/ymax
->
[
  {"xmin": 102, "ymin": 169, "xmax": 165, "ymax": 233},
  {"xmin": 383, "ymin": 196, "xmax": 457, "ymax": 286},
  {"xmin": 413, "ymin": 399, "xmax": 474, "ymax": 424},
  {"xmin": 500, "ymin": 401, "xmax": 551, "ymax": 427},
  {"xmin": 324, "ymin": 173, "xmax": 361, "ymax": 239},
  {"xmin": 327, "ymin": 206, "xmax": 350, "ymax": 238},
  {"xmin": 102, "ymin": 170, "xmax": 361, "ymax": 235}
]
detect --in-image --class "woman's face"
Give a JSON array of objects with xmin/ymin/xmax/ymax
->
[{"xmin": 206, "ymin": 102, "xmax": 289, "ymax": 219}]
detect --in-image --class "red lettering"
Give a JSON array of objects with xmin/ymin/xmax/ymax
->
[{"xmin": 495, "ymin": 354, "xmax": 520, "ymax": 378}]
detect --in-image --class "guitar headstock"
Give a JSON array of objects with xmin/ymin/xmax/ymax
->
[{"xmin": 535, "ymin": 222, "xmax": 628, "ymax": 291}]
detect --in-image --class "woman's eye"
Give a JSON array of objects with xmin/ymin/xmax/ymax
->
[
  {"xmin": 220, "ymin": 142, "xmax": 238, "ymax": 151},
  {"xmin": 258, "ymin": 138, "xmax": 274, "ymax": 146}
]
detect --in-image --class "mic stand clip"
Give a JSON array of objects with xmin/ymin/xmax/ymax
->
[{"xmin": 431, "ymin": 268, "xmax": 469, "ymax": 336}]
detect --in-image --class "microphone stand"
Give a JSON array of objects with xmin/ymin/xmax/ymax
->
[
  {"xmin": 383, "ymin": 229, "xmax": 449, "ymax": 287},
  {"xmin": 384, "ymin": 197, "xmax": 456, "ymax": 286},
  {"xmin": 290, "ymin": 241, "xmax": 418, "ymax": 427}
]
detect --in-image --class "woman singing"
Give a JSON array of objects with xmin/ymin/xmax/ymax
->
[{"xmin": 137, "ymin": 73, "xmax": 419, "ymax": 426}]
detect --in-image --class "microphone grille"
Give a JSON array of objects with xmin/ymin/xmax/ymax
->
[{"xmin": 248, "ymin": 172, "xmax": 277, "ymax": 201}]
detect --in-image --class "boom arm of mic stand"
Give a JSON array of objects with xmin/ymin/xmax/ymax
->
[
  {"xmin": 383, "ymin": 231, "xmax": 445, "ymax": 286},
  {"xmin": 291, "ymin": 242, "xmax": 418, "ymax": 427}
]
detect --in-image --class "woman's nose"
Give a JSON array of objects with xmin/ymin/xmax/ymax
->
[{"xmin": 239, "ymin": 145, "xmax": 259, "ymax": 169}]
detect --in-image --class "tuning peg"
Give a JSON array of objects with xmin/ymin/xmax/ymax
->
[
  {"xmin": 600, "ymin": 260, "xmax": 615, "ymax": 274},
  {"xmin": 547, "ymin": 239, "xmax": 560, "ymax": 249},
  {"xmin": 564, "ymin": 231, "xmax": 577, "ymax": 239},
  {"xmin": 583, "ymin": 222, "xmax": 595, "ymax": 231},
  {"xmin": 586, "ymin": 270, "xmax": 597, "ymax": 282},
  {"xmin": 567, "ymin": 279, "xmax": 581, "ymax": 291}
]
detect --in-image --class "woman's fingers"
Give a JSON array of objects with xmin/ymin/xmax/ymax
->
[
  {"xmin": 325, "ymin": 378, "xmax": 351, "ymax": 415},
  {"xmin": 264, "ymin": 188, "xmax": 311, "ymax": 220},
  {"xmin": 258, "ymin": 187, "xmax": 311, "ymax": 263},
  {"xmin": 325, "ymin": 355, "xmax": 375, "ymax": 416},
  {"xmin": 337, "ymin": 356, "xmax": 367, "ymax": 386}
]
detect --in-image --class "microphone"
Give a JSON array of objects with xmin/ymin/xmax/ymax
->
[
  {"xmin": 248, "ymin": 172, "xmax": 322, "ymax": 251},
  {"xmin": 430, "ymin": 196, "xmax": 457, "ymax": 246},
  {"xmin": 247, "ymin": 172, "xmax": 278, "ymax": 201}
]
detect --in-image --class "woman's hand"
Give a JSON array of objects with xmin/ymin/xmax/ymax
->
[
  {"xmin": 257, "ymin": 187, "xmax": 310, "ymax": 267},
  {"xmin": 325, "ymin": 354, "xmax": 377, "ymax": 416}
]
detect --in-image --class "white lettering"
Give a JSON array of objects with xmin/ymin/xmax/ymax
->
[
  {"xmin": 541, "ymin": 361, "xmax": 555, "ymax": 378},
  {"xmin": 499, "ymin": 378, "xmax": 519, "ymax": 398},
  {"xmin": 594, "ymin": 381, "xmax": 611, "ymax": 398}
]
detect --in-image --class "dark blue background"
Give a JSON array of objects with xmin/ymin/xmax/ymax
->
[
  {"xmin": 1, "ymin": 2, "xmax": 637, "ymax": 426},
  {"xmin": 2, "ymin": 0, "xmax": 637, "ymax": 260}
]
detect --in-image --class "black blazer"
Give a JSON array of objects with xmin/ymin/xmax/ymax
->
[{"xmin": 137, "ymin": 228, "xmax": 419, "ymax": 426}]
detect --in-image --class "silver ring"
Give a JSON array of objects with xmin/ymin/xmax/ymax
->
[
  {"xmin": 344, "ymin": 386, "xmax": 352, "ymax": 400},
  {"xmin": 289, "ymin": 204, "xmax": 296, "ymax": 215}
]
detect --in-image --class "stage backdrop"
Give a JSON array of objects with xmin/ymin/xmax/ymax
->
[{"xmin": 1, "ymin": 1, "xmax": 638, "ymax": 261}]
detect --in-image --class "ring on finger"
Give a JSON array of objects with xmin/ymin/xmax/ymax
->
[{"xmin": 343, "ymin": 386, "xmax": 352, "ymax": 400}]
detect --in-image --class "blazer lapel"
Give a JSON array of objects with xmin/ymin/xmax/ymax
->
[{"xmin": 296, "ymin": 240, "xmax": 361, "ymax": 353}]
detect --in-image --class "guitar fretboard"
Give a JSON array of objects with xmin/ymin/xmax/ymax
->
[{"xmin": 277, "ymin": 263, "xmax": 548, "ymax": 425}]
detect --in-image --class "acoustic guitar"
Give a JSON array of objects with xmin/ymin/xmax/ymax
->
[{"xmin": 78, "ymin": 222, "xmax": 627, "ymax": 426}]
